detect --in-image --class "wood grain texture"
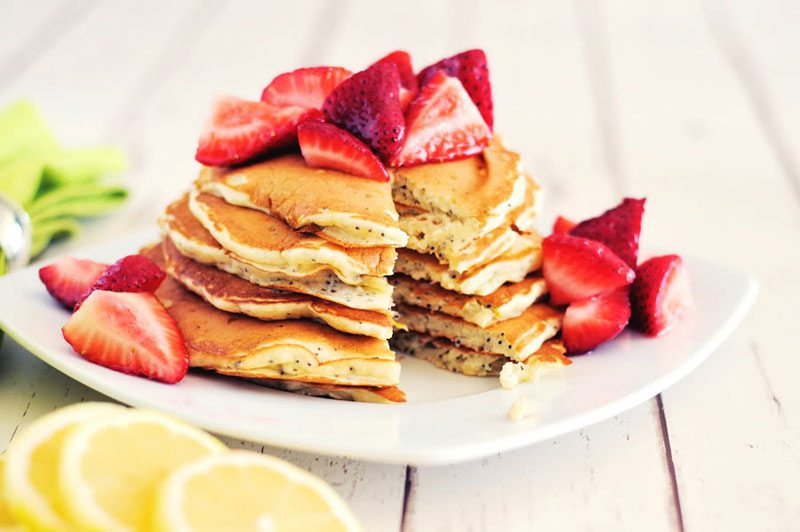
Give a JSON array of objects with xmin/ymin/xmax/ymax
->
[{"xmin": 602, "ymin": 0, "xmax": 800, "ymax": 528}]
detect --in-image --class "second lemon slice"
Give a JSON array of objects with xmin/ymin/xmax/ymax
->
[
  {"xmin": 58, "ymin": 409, "xmax": 226, "ymax": 532},
  {"xmin": 152, "ymin": 451, "xmax": 362, "ymax": 532}
]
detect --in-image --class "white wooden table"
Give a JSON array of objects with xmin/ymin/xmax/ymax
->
[{"xmin": 1, "ymin": 1, "xmax": 798, "ymax": 530}]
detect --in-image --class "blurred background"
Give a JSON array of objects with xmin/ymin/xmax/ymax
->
[{"xmin": 1, "ymin": 0, "xmax": 798, "ymax": 530}]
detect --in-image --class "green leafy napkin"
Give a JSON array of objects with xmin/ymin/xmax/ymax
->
[{"xmin": 0, "ymin": 100, "xmax": 129, "ymax": 258}]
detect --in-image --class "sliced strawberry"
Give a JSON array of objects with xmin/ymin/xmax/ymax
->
[
  {"xmin": 563, "ymin": 287, "xmax": 631, "ymax": 354},
  {"xmin": 322, "ymin": 63, "xmax": 405, "ymax": 162},
  {"xmin": 62, "ymin": 291, "xmax": 189, "ymax": 384},
  {"xmin": 371, "ymin": 51, "xmax": 417, "ymax": 91},
  {"xmin": 553, "ymin": 216, "xmax": 576, "ymax": 235},
  {"xmin": 417, "ymin": 49, "xmax": 493, "ymax": 129},
  {"xmin": 399, "ymin": 87, "xmax": 414, "ymax": 112},
  {"xmin": 542, "ymin": 234, "xmax": 635, "ymax": 305},
  {"xmin": 630, "ymin": 255, "xmax": 692, "ymax": 336},
  {"xmin": 570, "ymin": 198, "xmax": 646, "ymax": 268},
  {"xmin": 39, "ymin": 257, "xmax": 107, "ymax": 309},
  {"xmin": 260, "ymin": 66, "xmax": 352, "ymax": 110},
  {"xmin": 195, "ymin": 96, "xmax": 319, "ymax": 166},
  {"xmin": 76, "ymin": 254, "xmax": 166, "ymax": 309},
  {"xmin": 298, "ymin": 120, "xmax": 389, "ymax": 182},
  {"xmin": 391, "ymin": 71, "xmax": 491, "ymax": 167}
]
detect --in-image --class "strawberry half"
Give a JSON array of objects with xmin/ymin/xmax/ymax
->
[
  {"xmin": 39, "ymin": 257, "xmax": 107, "ymax": 309},
  {"xmin": 298, "ymin": 120, "xmax": 389, "ymax": 182},
  {"xmin": 260, "ymin": 66, "xmax": 352, "ymax": 110},
  {"xmin": 322, "ymin": 62, "xmax": 405, "ymax": 162},
  {"xmin": 570, "ymin": 198, "xmax": 646, "ymax": 268},
  {"xmin": 75, "ymin": 254, "xmax": 166, "ymax": 309},
  {"xmin": 391, "ymin": 70, "xmax": 491, "ymax": 167},
  {"xmin": 552, "ymin": 216, "xmax": 576, "ymax": 235},
  {"xmin": 371, "ymin": 51, "xmax": 417, "ymax": 92},
  {"xmin": 630, "ymin": 255, "xmax": 692, "ymax": 336},
  {"xmin": 195, "ymin": 96, "xmax": 319, "ymax": 166},
  {"xmin": 542, "ymin": 234, "xmax": 635, "ymax": 305},
  {"xmin": 417, "ymin": 49, "xmax": 494, "ymax": 129},
  {"xmin": 62, "ymin": 291, "xmax": 189, "ymax": 384},
  {"xmin": 563, "ymin": 287, "xmax": 631, "ymax": 354}
]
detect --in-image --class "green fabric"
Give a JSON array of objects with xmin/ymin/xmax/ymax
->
[{"xmin": 0, "ymin": 100, "xmax": 128, "ymax": 262}]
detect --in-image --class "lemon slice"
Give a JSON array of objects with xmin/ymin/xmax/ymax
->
[
  {"xmin": 0, "ymin": 455, "xmax": 22, "ymax": 532},
  {"xmin": 153, "ymin": 451, "xmax": 362, "ymax": 532},
  {"xmin": 3, "ymin": 401, "xmax": 124, "ymax": 531},
  {"xmin": 58, "ymin": 409, "xmax": 226, "ymax": 532}
]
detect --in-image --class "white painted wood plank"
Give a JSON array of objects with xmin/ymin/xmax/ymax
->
[
  {"xmin": 0, "ymin": 0, "xmax": 95, "ymax": 78},
  {"xmin": 602, "ymin": 0, "xmax": 800, "ymax": 529},
  {"xmin": 403, "ymin": 2, "xmax": 677, "ymax": 530},
  {"xmin": 0, "ymin": 0, "xmax": 200, "ymax": 145}
]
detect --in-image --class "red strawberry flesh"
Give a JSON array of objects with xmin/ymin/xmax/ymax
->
[
  {"xmin": 371, "ymin": 51, "xmax": 417, "ymax": 91},
  {"xmin": 563, "ymin": 287, "xmax": 631, "ymax": 354},
  {"xmin": 542, "ymin": 234, "xmax": 635, "ymax": 305},
  {"xmin": 553, "ymin": 216, "xmax": 577, "ymax": 235},
  {"xmin": 298, "ymin": 120, "xmax": 389, "ymax": 182},
  {"xmin": 195, "ymin": 96, "xmax": 319, "ymax": 167},
  {"xmin": 62, "ymin": 291, "xmax": 189, "ymax": 384},
  {"xmin": 260, "ymin": 66, "xmax": 352, "ymax": 110},
  {"xmin": 391, "ymin": 70, "xmax": 491, "ymax": 167},
  {"xmin": 322, "ymin": 62, "xmax": 405, "ymax": 162},
  {"xmin": 39, "ymin": 257, "xmax": 107, "ymax": 309},
  {"xmin": 76, "ymin": 254, "xmax": 166, "ymax": 309},
  {"xmin": 417, "ymin": 49, "xmax": 494, "ymax": 129},
  {"xmin": 630, "ymin": 255, "xmax": 692, "ymax": 336},
  {"xmin": 570, "ymin": 198, "xmax": 646, "ymax": 268}
]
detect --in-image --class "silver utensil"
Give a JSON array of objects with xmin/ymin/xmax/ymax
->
[{"xmin": 0, "ymin": 194, "xmax": 32, "ymax": 272}]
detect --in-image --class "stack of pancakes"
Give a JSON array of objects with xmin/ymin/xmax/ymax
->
[
  {"xmin": 152, "ymin": 154, "xmax": 408, "ymax": 403},
  {"xmin": 390, "ymin": 139, "xmax": 569, "ymax": 376}
]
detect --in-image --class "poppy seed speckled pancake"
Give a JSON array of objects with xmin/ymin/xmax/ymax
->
[
  {"xmin": 162, "ymin": 238, "xmax": 392, "ymax": 339},
  {"xmin": 391, "ymin": 274, "xmax": 547, "ymax": 328},
  {"xmin": 189, "ymin": 190, "xmax": 396, "ymax": 283},
  {"xmin": 148, "ymin": 256, "xmax": 401, "ymax": 388},
  {"xmin": 159, "ymin": 195, "xmax": 393, "ymax": 311},
  {"xmin": 397, "ymin": 172, "xmax": 541, "ymax": 272},
  {"xmin": 391, "ymin": 138, "xmax": 528, "ymax": 236},
  {"xmin": 391, "ymin": 331, "xmax": 569, "ymax": 376},
  {"xmin": 394, "ymin": 302, "xmax": 562, "ymax": 362},
  {"xmin": 195, "ymin": 153, "xmax": 407, "ymax": 248},
  {"xmin": 394, "ymin": 235, "xmax": 543, "ymax": 296}
]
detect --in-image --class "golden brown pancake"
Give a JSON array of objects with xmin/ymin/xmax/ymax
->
[
  {"xmin": 397, "ymin": 172, "xmax": 540, "ymax": 272},
  {"xmin": 163, "ymin": 239, "xmax": 392, "ymax": 339},
  {"xmin": 196, "ymin": 153, "xmax": 407, "ymax": 248},
  {"xmin": 391, "ymin": 274, "xmax": 547, "ymax": 328},
  {"xmin": 392, "ymin": 138, "xmax": 527, "ymax": 236},
  {"xmin": 395, "ymin": 302, "xmax": 562, "ymax": 362},
  {"xmin": 159, "ymin": 195, "xmax": 393, "ymax": 311},
  {"xmin": 141, "ymin": 245, "xmax": 401, "ymax": 389},
  {"xmin": 394, "ymin": 235, "xmax": 543, "ymax": 296},
  {"xmin": 189, "ymin": 190, "xmax": 396, "ymax": 283},
  {"xmin": 250, "ymin": 379, "xmax": 405, "ymax": 404},
  {"xmin": 392, "ymin": 331, "xmax": 569, "ymax": 376}
]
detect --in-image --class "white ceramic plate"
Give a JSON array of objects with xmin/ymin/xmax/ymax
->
[{"xmin": 0, "ymin": 234, "xmax": 757, "ymax": 465}]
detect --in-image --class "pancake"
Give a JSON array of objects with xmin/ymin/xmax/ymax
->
[
  {"xmin": 394, "ymin": 235, "xmax": 543, "ymax": 296},
  {"xmin": 398, "ymin": 173, "xmax": 540, "ymax": 271},
  {"xmin": 392, "ymin": 331, "xmax": 569, "ymax": 376},
  {"xmin": 189, "ymin": 190, "xmax": 396, "ymax": 283},
  {"xmin": 395, "ymin": 302, "xmax": 562, "ymax": 362},
  {"xmin": 163, "ymin": 238, "xmax": 392, "ymax": 339},
  {"xmin": 152, "ymin": 264, "xmax": 401, "ymax": 388},
  {"xmin": 195, "ymin": 153, "xmax": 407, "ymax": 248},
  {"xmin": 391, "ymin": 274, "xmax": 547, "ymax": 328},
  {"xmin": 159, "ymin": 195, "xmax": 393, "ymax": 311},
  {"xmin": 392, "ymin": 138, "xmax": 527, "ymax": 237},
  {"xmin": 250, "ymin": 379, "xmax": 405, "ymax": 404}
]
